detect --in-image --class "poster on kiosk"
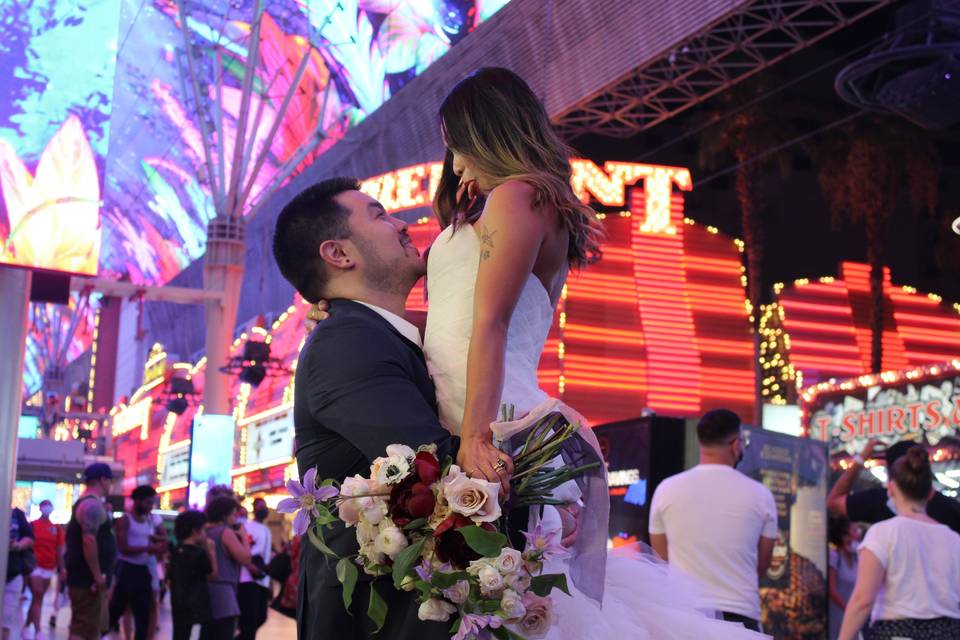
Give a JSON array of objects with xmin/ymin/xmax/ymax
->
[{"xmin": 188, "ymin": 414, "xmax": 236, "ymax": 509}]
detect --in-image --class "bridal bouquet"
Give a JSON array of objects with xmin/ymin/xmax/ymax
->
[{"xmin": 279, "ymin": 413, "xmax": 599, "ymax": 640}]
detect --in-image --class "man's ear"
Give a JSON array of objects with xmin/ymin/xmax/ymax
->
[{"xmin": 319, "ymin": 239, "xmax": 353, "ymax": 270}]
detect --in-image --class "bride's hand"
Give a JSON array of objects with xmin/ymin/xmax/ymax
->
[
  {"xmin": 304, "ymin": 300, "xmax": 330, "ymax": 331},
  {"xmin": 457, "ymin": 436, "xmax": 514, "ymax": 497},
  {"xmin": 558, "ymin": 503, "xmax": 582, "ymax": 548}
]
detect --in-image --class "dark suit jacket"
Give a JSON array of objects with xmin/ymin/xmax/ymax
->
[{"xmin": 293, "ymin": 299, "xmax": 458, "ymax": 640}]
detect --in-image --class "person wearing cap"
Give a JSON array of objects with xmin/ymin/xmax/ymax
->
[
  {"xmin": 64, "ymin": 463, "xmax": 117, "ymax": 640},
  {"xmin": 827, "ymin": 439, "xmax": 960, "ymax": 534}
]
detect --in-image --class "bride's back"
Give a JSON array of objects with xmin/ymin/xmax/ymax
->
[{"xmin": 423, "ymin": 222, "xmax": 558, "ymax": 434}]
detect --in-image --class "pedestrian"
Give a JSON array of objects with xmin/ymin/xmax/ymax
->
[
  {"xmin": 828, "ymin": 439, "xmax": 960, "ymax": 533},
  {"xmin": 201, "ymin": 496, "xmax": 251, "ymax": 640},
  {"xmin": 827, "ymin": 517, "xmax": 861, "ymax": 640},
  {"xmin": 64, "ymin": 463, "xmax": 117, "ymax": 640},
  {"xmin": 23, "ymin": 500, "xmax": 62, "ymax": 640},
  {"xmin": 838, "ymin": 446, "xmax": 960, "ymax": 639},
  {"xmin": 648, "ymin": 409, "xmax": 778, "ymax": 633},
  {"xmin": 109, "ymin": 486, "xmax": 166, "ymax": 640},
  {"xmin": 169, "ymin": 510, "xmax": 216, "ymax": 640},
  {"xmin": 237, "ymin": 499, "xmax": 272, "ymax": 640},
  {"xmin": 5, "ymin": 506, "xmax": 34, "ymax": 640}
]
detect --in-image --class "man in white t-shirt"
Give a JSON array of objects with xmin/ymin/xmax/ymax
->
[
  {"xmin": 649, "ymin": 409, "xmax": 777, "ymax": 632},
  {"xmin": 237, "ymin": 500, "xmax": 273, "ymax": 640}
]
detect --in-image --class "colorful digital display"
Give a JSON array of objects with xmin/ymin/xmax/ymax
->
[
  {"xmin": 7, "ymin": 0, "xmax": 513, "ymax": 398},
  {"xmin": 188, "ymin": 414, "xmax": 236, "ymax": 508}
]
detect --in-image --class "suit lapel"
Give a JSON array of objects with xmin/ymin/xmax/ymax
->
[{"xmin": 330, "ymin": 299, "xmax": 427, "ymax": 364}]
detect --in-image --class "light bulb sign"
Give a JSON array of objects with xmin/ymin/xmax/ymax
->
[{"xmin": 804, "ymin": 363, "xmax": 960, "ymax": 456}]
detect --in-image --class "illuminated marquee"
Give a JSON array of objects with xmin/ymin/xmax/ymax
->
[
  {"xmin": 803, "ymin": 360, "xmax": 960, "ymax": 455},
  {"xmin": 111, "ymin": 398, "xmax": 152, "ymax": 439}
]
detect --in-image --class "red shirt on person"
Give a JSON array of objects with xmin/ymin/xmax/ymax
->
[{"xmin": 31, "ymin": 516, "xmax": 64, "ymax": 570}]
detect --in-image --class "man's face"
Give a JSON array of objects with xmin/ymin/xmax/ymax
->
[
  {"xmin": 134, "ymin": 496, "xmax": 154, "ymax": 515},
  {"xmin": 333, "ymin": 190, "xmax": 425, "ymax": 292}
]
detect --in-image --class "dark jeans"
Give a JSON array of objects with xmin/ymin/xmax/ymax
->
[
  {"xmin": 108, "ymin": 561, "xmax": 153, "ymax": 640},
  {"xmin": 721, "ymin": 611, "xmax": 762, "ymax": 632},
  {"xmin": 200, "ymin": 616, "xmax": 237, "ymax": 640},
  {"xmin": 236, "ymin": 582, "xmax": 271, "ymax": 640},
  {"xmin": 172, "ymin": 618, "xmax": 195, "ymax": 640}
]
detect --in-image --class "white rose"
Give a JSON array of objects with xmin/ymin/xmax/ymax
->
[
  {"xmin": 478, "ymin": 564, "xmax": 505, "ymax": 596},
  {"xmin": 357, "ymin": 521, "xmax": 378, "ymax": 546},
  {"xmin": 443, "ymin": 475, "xmax": 502, "ymax": 523},
  {"xmin": 500, "ymin": 589, "xmax": 526, "ymax": 622},
  {"xmin": 386, "ymin": 444, "xmax": 416, "ymax": 460},
  {"xmin": 417, "ymin": 598, "xmax": 457, "ymax": 623},
  {"xmin": 442, "ymin": 580, "xmax": 471, "ymax": 604},
  {"xmin": 374, "ymin": 454, "xmax": 412, "ymax": 485},
  {"xmin": 374, "ymin": 526, "xmax": 409, "ymax": 559},
  {"xmin": 467, "ymin": 558, "xmax": 495, "ymax": 575},
  {"xmin": 495, "ymin": 548, "xmax": 523, "ymax": 575}
]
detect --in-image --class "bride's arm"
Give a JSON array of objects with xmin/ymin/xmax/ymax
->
[{"xmin": 457, "ymin": 181, "xmax": 547, "ymax": 494}]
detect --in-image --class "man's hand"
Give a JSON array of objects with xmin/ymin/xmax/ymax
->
[
  {"xmin": 93, "ymin": 574, "xmax": 106, "ymax": 593},
  {"xmin": 457, "ymin": 436, "xmax": 514, "ymax": 497},
  {"xmin": 305, "ymin": 300, "xmax": 330, "ymax": 331},
  {"xmin": 861, "ymin": 439, "xmax": 882, "ymax": 461},
  {"xmin": 558, "ymin": 503, "xmax": 581, "ymax": 548}
]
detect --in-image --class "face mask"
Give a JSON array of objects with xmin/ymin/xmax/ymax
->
[
  {"xmin": 254, "ymin": 508, "xmax": 269, "ymax": 521},
  {"xmin": 40, "ymin": 505, "xmax": 53, "ymax": 517},
  {"xmin": 236, "ymin": 517, "xmax": 247, "ymax": 525}
]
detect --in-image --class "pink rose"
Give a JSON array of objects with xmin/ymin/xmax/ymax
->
[
  {"xmin": 518, "ymin": 593, "xmax": 553, "ymax": 639},
  {"xmin": 443, "ymin": 474, "xmax": 501, "ymax": 523}
]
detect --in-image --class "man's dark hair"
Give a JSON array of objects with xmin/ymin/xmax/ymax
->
[
  {"xmin": 696, "ymin": 409, "xmax": 742, "ymax": 446},
  {"xmin": 174, "ymin": 509, "xmax": 207, "ymax": 542},
  {"xmin": 205, "ymin": 496, "xmax": 240, "ymax": 524},
  {"xmin": 131, "ymin": 485, "xmax": 157, "ymax": 501},
  {"xmin": 828, "ymin": 516, "xmax": 853, "ymax": 547},
  {"xmin": 884, "ymin": 440, "xmax": 921, "ymax": 470},
  {"xmin": 272, "ymin": 177, "xmax": 360, "ymax": 303},
  {"xmin": 39, "ymin": 500, "xmax": 52, "ymax": 508}
]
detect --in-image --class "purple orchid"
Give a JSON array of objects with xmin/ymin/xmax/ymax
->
[
  {"xmin": 452, "ymin": 614, "xmax": 502, "ymax": 640},
  {"xmin": 522, "ymin": 523, "xmax": 569, "ymax": 562},
  {"xmin": 276, "ymin": 467, "xmax": 339, "ymax": 535},
  {"xmin": 414, "ymin": 559, "xmax": 434, "ymax": 582}
]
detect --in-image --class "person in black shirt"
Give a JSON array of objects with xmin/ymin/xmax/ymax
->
[
  {"xmin": 170, "ymin": 510, "xmax": 217, "ymax": 640},
  {"xmin": 4, "ymin": 507, "xmax": 34, "ymax": 640},
  {"xmin": 828, "ymin": 439, "xmax": 960, "ymax": 534}
]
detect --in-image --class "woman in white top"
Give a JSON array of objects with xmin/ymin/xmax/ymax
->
[{"xmin": 838, "ymin": 446, "xmax": 960, "ymax": 640}]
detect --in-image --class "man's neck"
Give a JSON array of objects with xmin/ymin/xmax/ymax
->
[
  {"xmin": 699, "ymin": 451, "xmax": 733, "ymax": 467},
  {"xmin": 341, "ymin": 288, "xmax": 409, "ymax": 317}
]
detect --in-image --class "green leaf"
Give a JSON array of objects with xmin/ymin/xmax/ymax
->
[
  {"xmin": 457, "ymin": 525, "xmax": 507, "ymax": 557},
  {"xmin": 430, "ymin": 570, "xmax": 470, "ymax": 590},
  {"xmin": 492, "ymin": 626, "xmax": 525, "ymax": 640},
  {"xmin": 415, "ymin": 579, "xmax": 433, "ymax": 600},
  {"xmin": 402, "ymin": 518, "xmax": 428, "ymax": 532},
  {"xmin": 450, "ymin": 617, "xmax": 461, "ymax": 634},
  {"xmin": 336, "ymin": 557, "xmax": 359, "ymax": 611},
  {"xmin": 367, "ymin": 580, "xmax": 388, "ymax": 634},
  {"xmin": 315, "ymin": 504, "xmax": 337, "ymax": 526},
  {"xmin": 530, "ymin": 573, "xmax": 570, "ymax": 597},
  {"xmin": 307, "ymin": 524, "xmax": 339, "ymax": 559},
  {"xmin": 479, "ymin": 599, "xmax": 501, "ymax": 613},
  {"xmin": 391, "ymin": 539, "xmax": 426, "ymax": 589}
]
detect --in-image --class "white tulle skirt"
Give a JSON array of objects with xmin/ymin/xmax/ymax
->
[{"xmin": 543, "ymin": 546, "xmax": 770, "ymax": 640}]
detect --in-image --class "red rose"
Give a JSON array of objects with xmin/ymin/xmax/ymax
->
[
  {"xmin": 414, "ymin": 451, "xmax": 441, "ymax": 485},
  {"xmin": 389, "ymin": 478, "xmax": 436, "ymax": 527},
  {"xmin": 406, "ymin": 482, "xmax": 437, "ymax": 519},
  {"xmin": 432, "ymin": 515, "xmax": 497, "ymax": 569}
]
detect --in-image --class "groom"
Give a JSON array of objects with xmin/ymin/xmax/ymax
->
[{"xmin": 272, "ymin": 177, "xmax": 457, "ymax": 639}]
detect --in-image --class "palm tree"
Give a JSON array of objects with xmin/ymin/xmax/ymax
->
[
  {"xmin": 815, "ymin": 116, "xmax": 939, "ymax": 373},
  {"xmin": 698, "ymin": 83, "xmax": 795, "ymax": 426}
]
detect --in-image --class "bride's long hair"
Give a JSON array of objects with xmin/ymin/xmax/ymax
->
[{"xmin": 434, "ymin": 67, "xmax": 602, "ymax": 267}]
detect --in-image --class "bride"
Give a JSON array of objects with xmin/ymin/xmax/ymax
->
[{"xmin": 425, "ymin": 67, "xmax": 767, "ymax": 639}]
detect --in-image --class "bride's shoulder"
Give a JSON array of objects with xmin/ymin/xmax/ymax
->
[{"xmin": 488, "ymin": 179, "xmax": 536, "ymax": 205}]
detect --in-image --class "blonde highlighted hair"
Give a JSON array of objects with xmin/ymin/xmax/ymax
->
[{"xmin": 435, "ymin": 67, "xmax": 602, "ymax": 266}]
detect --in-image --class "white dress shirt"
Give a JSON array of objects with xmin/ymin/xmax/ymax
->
[{"xmin": 353, "ymin": 300, "xmax": 422, "ymax": 347}]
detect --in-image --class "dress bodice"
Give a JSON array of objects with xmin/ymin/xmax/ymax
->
[{"xmin": 423, "ymin": 224, "xmax": 557, "ymax": 434}]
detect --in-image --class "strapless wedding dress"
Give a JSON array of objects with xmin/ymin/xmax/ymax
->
[{"xmin": 422, "ymin": 224, "xmax": 769, "ymax": 639}]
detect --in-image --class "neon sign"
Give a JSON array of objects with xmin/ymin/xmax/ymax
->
[
  {"xmin": 112, "ymin": 398, "xmax": 152, "ymax": 439},
  {"xmin": 360, "ymin": 159, "xmax": 692, "ymax": 235}
]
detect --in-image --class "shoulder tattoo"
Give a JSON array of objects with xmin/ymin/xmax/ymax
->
[{"xmin": 479, "ymin": 224, "xmax": 496, "ymax": 262}]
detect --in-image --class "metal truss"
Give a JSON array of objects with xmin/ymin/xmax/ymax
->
[{"xmin": 553, "ymin": 0, "xmax": 897, "ymax": 139}]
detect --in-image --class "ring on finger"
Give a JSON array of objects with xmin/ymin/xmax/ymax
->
[{"xmin": 493, "ymin": 459, "xmax": 507, "ymax": 473}]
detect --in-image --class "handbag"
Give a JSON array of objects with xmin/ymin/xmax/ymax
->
[{"xmin": 20, "ymin": 547, "xmax": 37, "ymax": 576}]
